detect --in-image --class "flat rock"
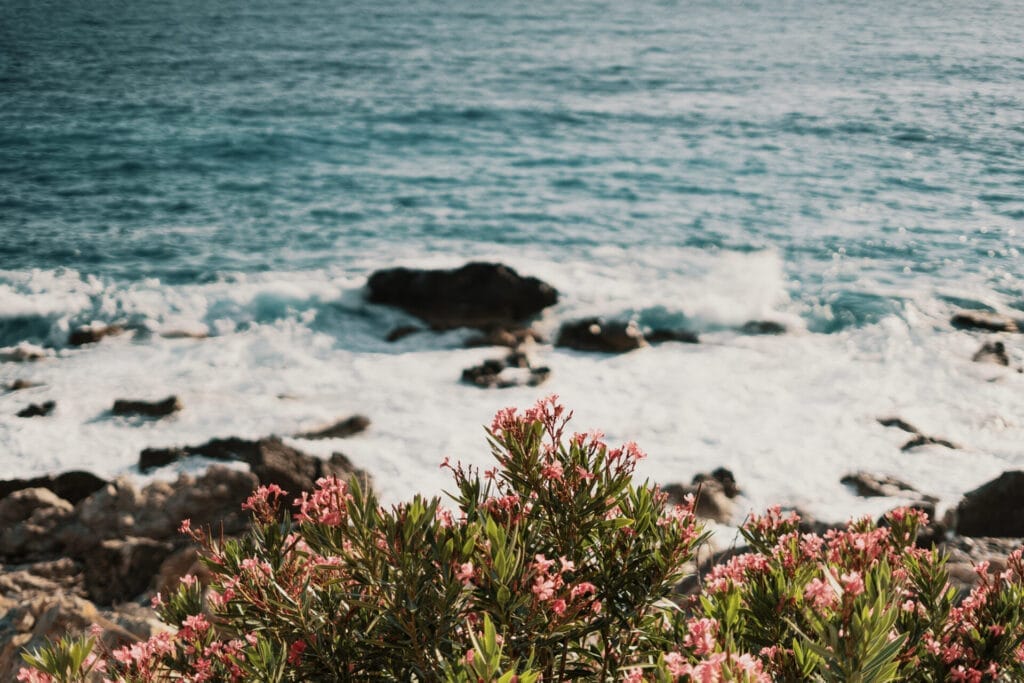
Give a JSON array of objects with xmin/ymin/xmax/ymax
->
[
  {"xmin": 16, "ymin": 401, "xmax": 54, "ymax": 418},
  {"xmin": 366, "ymin": 262, "xmax": 558, "ymax": 330},
  {"xmin": 955, "ymin": 471, "xmax": 1024, "ymax": 537},
  {"xmin": 556, "ymin": 318, "xmax": 646, "ymax": 353},
  {"xmin": 111, "ymin": 396, "xmax": 182, "ymax": 418},
  {"xmin": 294, "ymin": 415, "xmax": 370, "ymax": 440},
  {"xmin": 6, "ymin": 379, "xmax": 41, "ymax": 391},
  {"xmin": 951, "ymin": 310, "xmax": 1020, "ymax": 333}
]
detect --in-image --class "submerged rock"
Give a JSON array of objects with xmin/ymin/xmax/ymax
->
[
  {"xmin": 464, "ymin": 326, "xmax": 543, "ymax": 349},
  {"xmin": 972, "ymin": 340, "xmax": 1010, "ymax": 366},
  {"xmin": 385, "ymin": 325, "xmax": 422, "ymax": 342},
  {"xmin": 112, "ymin": 396, "xmax": 182, "ymax": 418},
  {"xmin": 556, "ymin": 318, "xmax": 646, "ymax": 353},
  {"xmin": 951, "ymin": 310, "xmax": 1020, "ymax": 333},
  {"xmin": 877, "ymin": 416, "xmax": 920, "ymax": 433},
  {"xmin": 294, "ymin": 415, "xmax": 370, "ymax": 440},
  {"xmin": 461, "ymin": 351, "xmax": 550, "ymax": 389},
  {"xmin": 645, "ymin": 328, "xmax": 700, "ymax": 345},
  {"xmin": 367, "ymin": 262, "xmax": 558, "ymax": 330},
  {"xmin": 740, "ymin": 320, "xmax": 787, "ymax": 335},
  {"xmin": 68, "ymin": 323, "xmax": 125, "ymax": 346},
  {"xmin": 16, "ymin": 401, "xmax": 54, "ymax": 418},
  {"xmin": 6, "ymin": 379, "xmax": 41, "ymax": 391},
  {"xmin": 900, "ymin": 434, "xmax": 958, "ymax": 451},
  {"xmin": 955, "ymin": 471, "xmax": 1024, "ymax": 537},
  {"xmin": 842, "ymin": 471, "xmax": 934, "ymax": 501},
  {"xmin": 0, "ymin": 343, "xmax": 46, "ymax": 362}
]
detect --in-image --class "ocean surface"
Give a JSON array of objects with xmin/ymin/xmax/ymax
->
[{"xmin": 1, "ymin": 0, "xmax": 1023, "ymax": 523}]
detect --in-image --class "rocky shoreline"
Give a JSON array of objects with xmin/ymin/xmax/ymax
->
[{"xmin": 2, "ymin": 261, "xmax": 1023, "ymax": 675}]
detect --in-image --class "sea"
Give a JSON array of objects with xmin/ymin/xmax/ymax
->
[{"xmin": 1, "ymin": 0, "xmax": 1022, "ymax": 524}]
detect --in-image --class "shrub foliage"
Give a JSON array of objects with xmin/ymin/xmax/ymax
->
[{"xmin": 19, "ymin": 397, "xmax": 1024, "ymax": 682}]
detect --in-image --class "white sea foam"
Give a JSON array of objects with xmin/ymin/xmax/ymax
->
[{"xmin": 1, "ymin": 249, "xmax": 1022, "ymax": 528}]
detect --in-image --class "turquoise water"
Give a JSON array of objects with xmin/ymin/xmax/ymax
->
[{"xmin": 1, "ymin": 0, "xmax": 1023, "ymax": 518}]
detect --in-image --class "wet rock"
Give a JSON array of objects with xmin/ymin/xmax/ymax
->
[
  {"xmin": 877, "ymin": 416, "xmax": 921, "ymax": 433},
  {"xmin": 0, "ymin": 343, "xmax": 46, "ymax": 362},
  {"xmin": 646, "ymin": 328, "xmax": 700, "ymax": 345},
  {"xmin": 138, "ymin": 447, "xmax": 188, "ymax": 471},
  {"xmin": 901, "ymin": 434, "xmax": 958, "ymax": 451},
  {"xmin": 556, "ymin": 318, "xmax": 646, "ymax": 353},
  {"xmin": 461, "ymin": 352, "xmax": 550, "ymax": 389},
  {"xmin": 294, "ymin": 414, "xmax": 370, "ymax": 440},
  {"xmin": 68, "ymin": 323, "xmax": 125, "ymax": 346},
  {"xmin": 951, "ymin": 310, "xmax": 1020, "ymax": 333},
  {"xmin": 111, "ymin": 395, "xmax": 182, "ymax": 418},
  {"xmin": 0, "ymin": 470, "xmax": 105, "ymax": 505},
  {"xmin": 693, "ymin": 467, "xmax": 741, "ymax": 499},
  {"xmin": 6, "ymin": 379, "xmax": 40, "ymax": 391},
  {"xmin": 740, "ymin": 320, "xmax": 787, "ymax": 335},
  {"xmin": 972, "ymin": 340, "xmax": 1010, "ymax": 366},
  {"xmin": 842, "ymin": 471, "xmax": 934, "ymax": 500},
  {"xmin": 16, "ymin": 401, "xmax": 54, "ymax": 418},
  {"xmin": 385, "ymin": 325, "xmax": 422, "ymax": 342},
  {"xmin": 367, "ymin": 262, "xmax": 558, "ymax": 330},
  {"xmin": 955, "ymin": 471, "xmax": 1024, "ymax": 537},
  {"xmin": 84, "ymin": 537, "xmax": 175, "ymax": 605},
  {"xmin": 464, "ymin": 326, "xmax": 543, "ymax": 349}
]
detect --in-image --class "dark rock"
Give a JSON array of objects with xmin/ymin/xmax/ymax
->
[
  {"xmin": 68, "ymin": 324, "xmax": 124, "ymax": 346},
  {"xmin": 461, "ymin": 352, "xmax": 550, "ymax": 389},
  {"xmin": 842, "ymin": 471, "xmax": 933, "ymax": 500},
  {"xmin": 901, "ymin": 434, "xmax": 958, "ymax": 451},
  {"xmin": 951, "ymin": 310, "xmax": 1020, "ymax": 333},
  {"xmin": 84, "ymin": 537, "xmax": 175, "ymax": 605},
  {"xmin": 955, "ymin": 471, "xmax": 1024, "ymax": 537},
  {"xmin": 159, "ymin": 329, "xmax": 208, "ymax": 340},
  {"xmin": 367, "ymin": 262, "xmax": 558, "ymax": 330},
  {"xmin": 556, "ymin": 318, "xmax": 646, "ymax": 353},
  {"xmin": 6, "ymin": 379, "xmax": 40, "ymax": 391},
  {"xmin": 464, "ymin": 326, "xmax": 543, "ymax": 349},
  {"xmin": 972, "ymin": 341, "xmax": 1010, "ymax": 366},
  {"xmin": 16, "ymin": 401, "xmax": 54, "ymax": 418},
  {"xmin": 877, "ymin": 416, "xmax": 921, "ymax": 434},
  {"xmin": 138, "ymin": 447, "xmax": 188, "ymax": 472},
  {"xmin": 111, "ymin": 396, "xmax": 182, "ymax": 418},
  {"xmin": 693, "ymin": 468, "xmax": 740, "ymax": 499},
  {"xmin": 740, "ymin": 320, "xmax": 787, "ymax": 335},
  {"xmin": 0, "ymin": 471, "xmax": 105, "ymax": 505},
  {"xmin": 663, "ymin": 479, "xmax": 735, "ymax": 524},
  {"xmin": 385, "ymin": 325, "xmax": 423, "ymax": 342},
  {"xmin": 646, "ymin": 329, "xmax": 700, "ymax": 345},
  {"xmin": 294, "ymin": 415, "xmax": 370, "ymax": 440}
]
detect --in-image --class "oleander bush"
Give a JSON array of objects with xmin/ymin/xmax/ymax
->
[{"xmin": 19, "ymin": 397, "xmax": 1024, "ymax": 682}]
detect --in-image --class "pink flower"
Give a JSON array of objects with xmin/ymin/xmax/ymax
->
[
  {"xmin": 571, "ymin": 582, "xmax": 596, "ymax": 599},
  {"xmin": 841, "ymin": 571, "xmax": 865, "ymax": 597},
  {"xmin": 455, "ymin": 562, "xmax": 475, "ymax": 585},
  {"xmin": 287, "ymin": 640, "xmax": 307, "ymax": 665},
  {"xmin": 804, "ymin": 577, "xmax": 838, "ymax": 609},
  {"xmin": 550, "ymin": 599, "xmax": 567, "ymax": 616},
  {"xmin": 683, "ymin": 617, "xmax": 718, "ymax": 656},
  {"xmin": 622, "ymin": 669, "xmax": 646, "ymax": 683},
  {"xmin": 541, "ymin": 461, "xmax": 564, "ymax": 480},
  {"xmin": 663, "ymin": 651, "xmax": 687, "ymax": 676}
]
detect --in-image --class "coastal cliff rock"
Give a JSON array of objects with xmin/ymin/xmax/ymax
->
[
  {"xmin": 367, "ymin": 262, "xmax": 558, "ymax": 330},
  {"xmin": 955, "ymin": 471, "xmax": 1024, "ymax": 537},
  {"xmin": 556, "ymin": 318, "xmax": 646, "ymax": 353}
]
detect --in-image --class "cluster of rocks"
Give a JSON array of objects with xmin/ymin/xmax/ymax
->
[
  {"xmin": 14, "ymin": 395, "xmax": 183, "ymax": 421},
  {"xmin": 952, "ymin": 309, "xmax": 1023, "ymax": 372},
  {"xmin": 0, "ymin": 430, "xmax": 371, "ymax": 678},
  {"xmin": 369, "ymin": 262, "xmax": 789, "ymax": 390},
  {"xmin": 461, "ymin": 351, "xmax": 550, "ymax": 389}
]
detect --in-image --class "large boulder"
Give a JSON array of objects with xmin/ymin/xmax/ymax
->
[
  {"xmin": 556, "ymin": 318, "xmax": 646, "ymax": 353},
  {"xmin": 84, "ymin": 537, "xmax": 175, "ymax": 605},
  {"xmin": 366, "ymin": 262, "xmax": 558, "ymax": 330},
  {"xmin": 955, "ymin": 471, "xmax": 1024, "ymax": 537},
  {"xmin": 0, "ymin": 489, "xmax": 75, "ymax": 562}
]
